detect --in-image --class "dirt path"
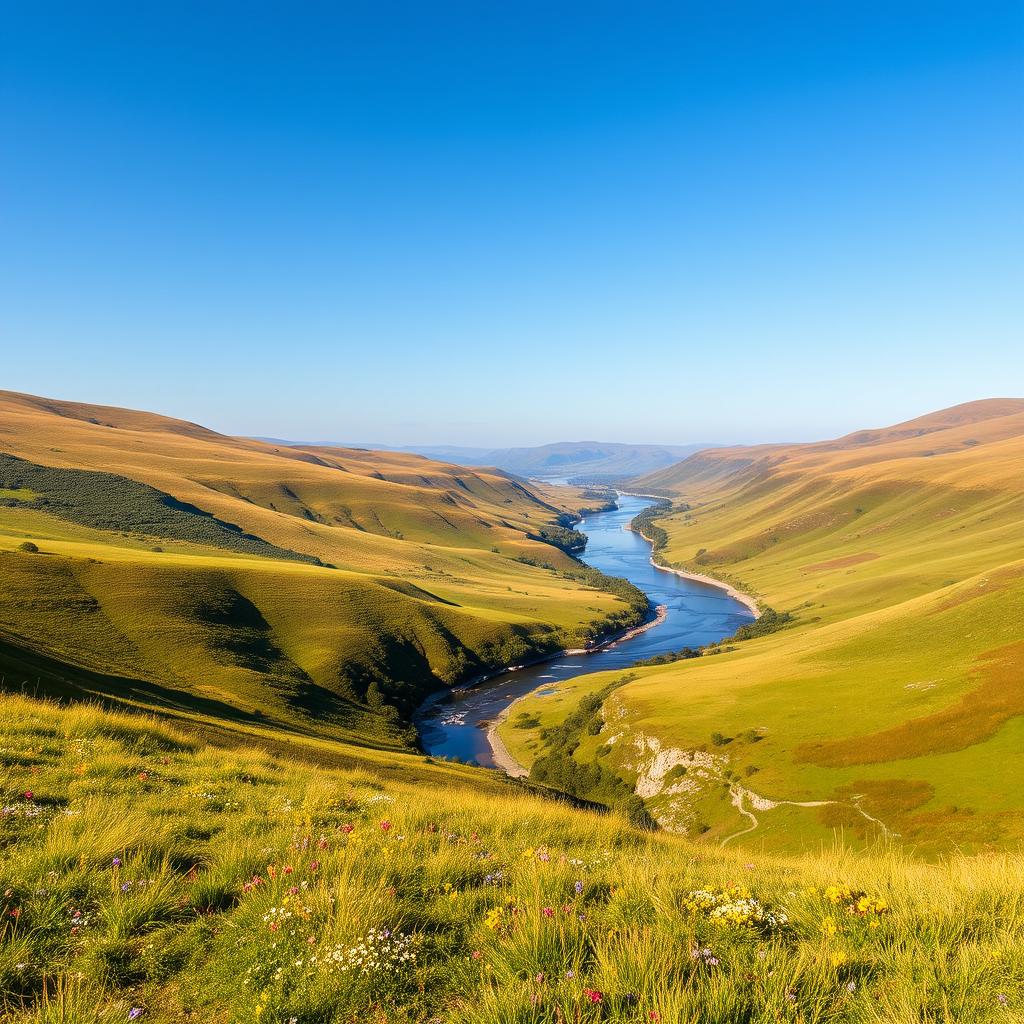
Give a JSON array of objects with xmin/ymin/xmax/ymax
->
[{"xmin": 721, "ymin": 784, "xmax": 895, "ymax": 846}]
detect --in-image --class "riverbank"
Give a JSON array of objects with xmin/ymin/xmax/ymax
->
[
  {"xmin": 631, "ymin": 517, "xmax": 760, "ymax": 619},
  {"xmin": 484, "ymin": 602, "xmax": 669, "ymax": 777},
  {"xmin": 648, "ymin": 559, "xmax": 760, "ymax": 619},
  {"xmin": 485, "ymin": 699, "xmax": 530, "ymax": 777},
  {"xmin": 414, "ymin": 601, "xmax": 667, "ymax": 737}
]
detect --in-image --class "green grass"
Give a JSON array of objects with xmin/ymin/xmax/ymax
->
[{"xmin": 1, "ymin": 695, "xmax": 1022, "ymax": 1023}]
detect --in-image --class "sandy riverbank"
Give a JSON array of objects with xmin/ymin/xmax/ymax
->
[
  {"xmin": 485, "ymin": 699, "xmax": 531, "ymax": 777},
  {"xmin": 631, "ymin": 520, "xmax": 760, "ymax": 619},
  {"xmin": 648, "ymin": 559, "xmax": 760, "ymax": 619}
]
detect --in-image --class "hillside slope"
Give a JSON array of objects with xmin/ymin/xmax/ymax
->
[
  {"xmin": 0, "ymin": 391, "xmax": 643, "ymax": 748},
  {"xmin": 0, "ymin": 694, "xmax": 1020, "ymax": 1022},
  {"xmin": 504, "ymin": 401, "xmax": 1024, "ymax": 853}
]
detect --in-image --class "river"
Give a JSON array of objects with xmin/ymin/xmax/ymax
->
[{"xmin": 415, "ymin": 494, "xmax": 755, "ymax": 768}]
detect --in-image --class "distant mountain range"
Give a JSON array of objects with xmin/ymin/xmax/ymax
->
[{"xmin": 252, "ymin": 439, "xmax": 714, "ymax": 482}]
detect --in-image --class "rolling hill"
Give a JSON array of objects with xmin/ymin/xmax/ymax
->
[
  {"xmin": 0, "ymin": 390, "xmax": 646, "ymax": 749},
  {"xmin": 499, "ymin": 400, "xmax": 1024, "ymax": 854}
]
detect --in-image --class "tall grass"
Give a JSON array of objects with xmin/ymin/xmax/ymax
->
[{"xmin": 0, "ymin": 695, "xmax": 1020, "ymax": 1022}]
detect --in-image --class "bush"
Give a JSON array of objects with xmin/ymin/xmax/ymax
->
[{"xmin": 17, "ymin": 541, "xmax": 39, "ymax": 553}]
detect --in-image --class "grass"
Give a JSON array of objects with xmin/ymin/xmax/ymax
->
[
  {"xmin": 1, "ymin": 694, "xmax": 1022, "ymax": 1023},
  {"xmin": 500, "ymin": 401, "xmax": 1024, "ymax": 853}
]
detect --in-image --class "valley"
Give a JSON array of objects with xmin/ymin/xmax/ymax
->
[{"xmin": 501, "ymin": 401, "xmax": 1024, "ymax": 854}]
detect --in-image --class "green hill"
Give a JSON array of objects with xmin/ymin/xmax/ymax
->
[{"xmin": 0, "ymin": 390, "xmax": 643, "ymax": 749}]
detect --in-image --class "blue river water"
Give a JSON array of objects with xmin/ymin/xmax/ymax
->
[{"xmin": 416, "ymin": 494, "xmax": 754, "ymax": 767}]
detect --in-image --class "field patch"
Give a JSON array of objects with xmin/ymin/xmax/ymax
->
[{"xmin": 796, "ymin": 641, "xmax": 1024, "ymax": 766}]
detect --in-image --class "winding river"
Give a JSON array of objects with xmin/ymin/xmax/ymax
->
[{"xmin": 416, "ymin": 494, "xmax": 755, "ymax": 768}]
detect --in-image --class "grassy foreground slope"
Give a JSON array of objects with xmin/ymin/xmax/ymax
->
[
  {"xmin": 502, "ymin": 401, "xmax": 1024, "ymax": 854},
  {"xmin": 1, "ymin": 694, "xmax": 1021, "ymax": 1023},
  {"xmin": 0, "ymin": 391, "xmax": 642, "ymax": 748}
]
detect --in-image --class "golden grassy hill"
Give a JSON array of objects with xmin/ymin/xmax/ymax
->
[
  {"xmin": 0, "ymin": 391, "xmax": 644, "ymax": 749},
  {"xmin": 500, "ymin": 400, "xmax": 1024, "ymax": 854}
]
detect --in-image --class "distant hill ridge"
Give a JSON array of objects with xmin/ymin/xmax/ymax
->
[
  {"xmin": 254, "ymin": 438, "xmax": 714, "ymax": 482},
  {"xmin": 634, "ymin": 398, "xmax": 1024, "ymax": 495}
]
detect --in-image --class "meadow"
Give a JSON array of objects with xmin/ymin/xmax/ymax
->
[{"xmin": 2, "ymin": 694, "xmax": 1022, "ymax": 1023}]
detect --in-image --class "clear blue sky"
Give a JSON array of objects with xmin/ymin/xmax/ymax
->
[{"xmin": 2, "ymin": 2, "xmax": 1022, "ymax": 446}]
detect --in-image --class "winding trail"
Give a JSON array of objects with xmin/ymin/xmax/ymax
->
[{"xmin": 722, "ymin": 785, "xmax": 895, "ymax": 846}]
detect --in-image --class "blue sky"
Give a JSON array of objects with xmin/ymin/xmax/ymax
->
[{"xmin": 2, "ymin": 2, "xmax": 1022, "ymax": 445}]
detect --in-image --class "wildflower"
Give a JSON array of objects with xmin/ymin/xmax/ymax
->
[
  {"xmin": 565, "ymin": 969, "xmax": 574, "ymax": 979},
  {"xmin": 542, "ymin": 907, "xmax": 554, "ymax": 918},
  {"xmin": 9, "ymin": 908, "xmax": 21, "ymax": 919},
  {"xmin": 574, "ymin": 880, "xmax": 584, "ymax": 895},
  {"xmin": 128, "ymin": 1010, "xmax": 144, "ymax": 1021},
  {"xmin": 341, "ymin": 823, "xmax": 355, "ymax": 833},
  {"xmin": 998, "ymin": 993, "xmax": 1008, "ymax": 1007},
  {"xmin": 691, "ymin": 946, "xmax": 719, "ymax": 967},
  {"xmin": 650, "ymin": 1013, "xmax": 662, "ymax": 1022},
  {"xmin": 380, "ymin": 820, "xmax": 392, "ymax": 832},
  {"xmin": 535, "ymin": 972, "xmax": 545, "ymax": 983},
  {"xmin": 847, "ymin": 981, "xmax": 857, "ymax": 993},
  {"xmin": 23, "ymin": 791, "xmax": 33, "ymax": 801},
  {"xmin": 471, "ymin": 950, "xmax": 482, "ymax": 960},
  {"xmin": 583, "ymin": 988, "xmax": 603, "ymax": 1004},
  {"xmin": 112, "ymin": 857, "xmax": 122, "ymax": 869},
  {"xmin": 313, "ymin": 927, "xmax": 416, "ymax": 976}
]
